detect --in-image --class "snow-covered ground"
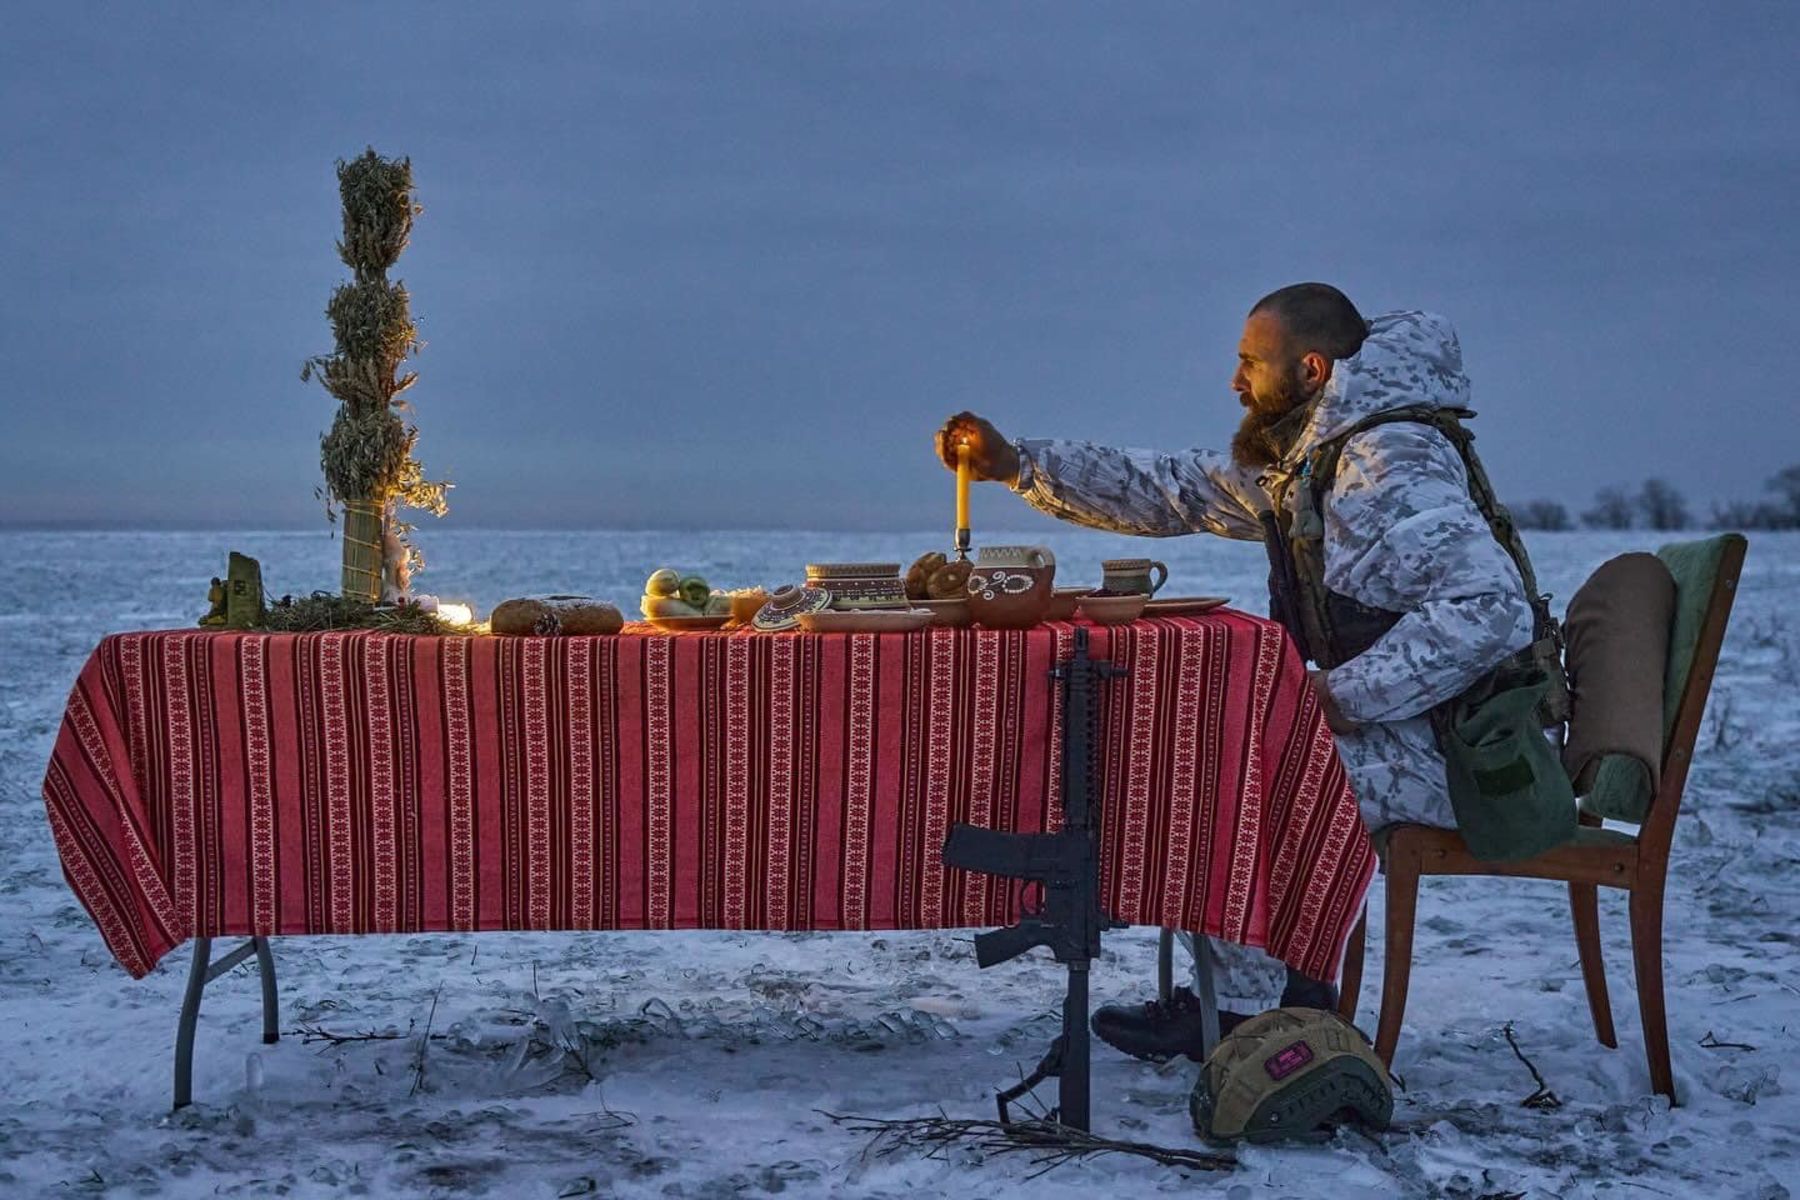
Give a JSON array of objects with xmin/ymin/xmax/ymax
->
[{"xmin": 2, "ymin": 528, "xmax": 1795, "ymax": 1199}]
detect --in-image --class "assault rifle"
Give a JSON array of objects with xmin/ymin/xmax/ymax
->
[{"xmin": 941, "ymin": 626, "xmax": 1126, "ymax": 1131}]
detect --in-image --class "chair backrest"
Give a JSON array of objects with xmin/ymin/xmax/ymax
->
[{"xmin": 1631, "ymin": 533, "xmax": 1748, "ymax": 869}]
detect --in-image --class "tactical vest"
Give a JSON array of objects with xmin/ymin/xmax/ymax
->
[{"xmin": 1259, "ymin": 405, "xmax": 1571, "ymax": 730}]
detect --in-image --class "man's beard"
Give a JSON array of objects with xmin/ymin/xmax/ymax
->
[{"xmin": 1230, "ymin": 370, "xmax": 1318, "ymax": 469}]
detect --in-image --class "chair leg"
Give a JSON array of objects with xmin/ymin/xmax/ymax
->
[
  {"xmin": 1568, "ymin": 883, "xmax": 1617, "ymax": 1048},
  {"xmin": 1630, "ymin": 883, "xmax": 1675, "ymax": 1103},
  {"xmin": 1374, "ymin": 863, "xmax": 1419, "ymax": 1067},
  {"xmin": 1337, "ymin": 910, "xmax": 1366, "ymax": 1025}
]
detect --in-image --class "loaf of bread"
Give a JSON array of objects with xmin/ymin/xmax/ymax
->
[
  {"xmin": 906, "ymin": 552, "xmax": 973, "ymax": 601},
  {"xmin": 489, "ymin": 595, "xmax": 624, "ymax": 637},
  {"xmin": 926, "ymin": 559, "xmax": 972, "ymax": 599}
]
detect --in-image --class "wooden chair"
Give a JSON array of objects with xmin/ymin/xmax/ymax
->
[{"xmin": 1337, "ymin": 533, "xmax": 1747, "ymax": 1102}]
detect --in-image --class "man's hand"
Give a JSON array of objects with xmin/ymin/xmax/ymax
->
[
  {"xmin": 1308, "ymin": 669, "xmax": 1357, "ymax": 735},
  {"xmin": 935, "ymin": 412, "xmax": 1021, "ymax": 486}
]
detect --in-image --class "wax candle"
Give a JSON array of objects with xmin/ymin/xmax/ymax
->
[{"xmin": 955, "ymin": 440, "xmax": 972, "ymax": 532}]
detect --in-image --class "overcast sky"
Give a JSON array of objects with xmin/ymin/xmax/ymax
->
[{"xmin": 2, "ymin": 3, "xmax": 1796, "ymax": 530}]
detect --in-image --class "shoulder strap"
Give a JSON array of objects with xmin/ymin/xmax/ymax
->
[{"xmin": 1300, "ymin": 405, "xmax": 1571, "ymax": 725}]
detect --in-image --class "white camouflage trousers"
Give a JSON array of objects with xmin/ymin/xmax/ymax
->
[{"xmin": 1205, "ymin": 721, "xmax": 1455, "ymax": 1008}]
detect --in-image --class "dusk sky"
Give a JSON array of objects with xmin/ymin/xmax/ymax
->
[{"xmin": 2, "ymin": 3, "xmax": 1796, "ymax": 530}]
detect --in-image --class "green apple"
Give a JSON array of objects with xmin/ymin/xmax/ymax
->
[{"xmin": 678, "ymin": 575, "xmax": 711, "ymax": 610}]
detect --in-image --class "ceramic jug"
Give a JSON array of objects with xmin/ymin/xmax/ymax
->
[{"xmin": 967, "ymin": 545, "xmax": 1055, "ymax": 629}]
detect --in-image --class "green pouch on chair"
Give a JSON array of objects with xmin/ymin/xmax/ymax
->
[{"xmin": 1438, "ymin": 671, "xmax": 1576, "ymax": 862}]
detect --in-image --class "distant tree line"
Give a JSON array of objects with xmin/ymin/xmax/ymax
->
[{"xmin": 1512, "ymin": 465, "xmax": 1800, "ymax": 532}]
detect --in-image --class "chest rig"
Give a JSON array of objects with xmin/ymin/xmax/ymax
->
[{"xmin": 1258, "ymin": 404, "xmax": 1571, "ymax": 728}]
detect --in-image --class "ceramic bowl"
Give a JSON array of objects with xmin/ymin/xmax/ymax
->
[
  {"xmin": 1045, "ymin": 586, "xmax": 1093, "ymax": 622},
  {"xmin": 967, "ymin": 562, "xmax": 1054, "ymax": 630},
  {"xmin": 752, "ymin": 585, "xmax": 832, "ymax": 632},
  {"xmin": 796, "ymin": 608, "xmax": 934, "ymax": 634},
  {"xmin": 916, "ymin": 597, "xmax": 972, "ymax": 627},
  {"xmin": 1076, "ymin": 593, "xmax": 1147, "ymax": 625}
]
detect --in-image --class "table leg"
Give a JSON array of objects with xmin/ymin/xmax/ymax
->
[
  {"xmin": 172, "ymin": 936, "xmax": 280, "ymax": 1109},
  {"xmin": 1157, "ymin": 928, "xmax": 1175, "ymax": 1003},
  {"xmin": 1178, "ymin": 931, "xmax": 1222, "ymax": 1059},
  {"xmin": 254, "ymin": 937, "xmax": 279, "ymax": 1045},
  {"xmin": 174, "ymin": 937, "xmax": 213, "ymax": 1110}
]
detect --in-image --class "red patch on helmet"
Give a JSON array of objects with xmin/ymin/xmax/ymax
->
[{"xmin": 1264, "ymin": 1040, "xmax": 1314, "ymax": 1081}]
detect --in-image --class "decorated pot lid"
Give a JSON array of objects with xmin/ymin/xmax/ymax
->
[{"xmin": 752, "ymin": 585, "xmax": 833, "ymax": 632}]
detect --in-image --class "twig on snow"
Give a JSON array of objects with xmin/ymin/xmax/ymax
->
[
  {"xmin": 1501, "ymin": 1022, "xmax": 1562, "ymax": 1110},
  {"xmin": 1699, "ymin": 1030, "xmax": 1756, "ymax": 1051},
  {"xmin": 292, "ymin": 1024, "xmax": 447, "ymax": 1049},
  {"xmin": 411, "ymin": 984, "xmax": 442, "ymax": 1097},
  {"xmin": 817, "ymin": 1110, "xmax": 1235, "ymax": 1175}
]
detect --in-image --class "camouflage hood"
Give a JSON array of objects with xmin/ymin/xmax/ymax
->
[{"xmin": 1282, "ymin": 310, "xmax": 1471, "ymax": 468}]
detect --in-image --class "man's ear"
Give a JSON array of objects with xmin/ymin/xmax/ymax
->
[{"xmin": 1300, "ymin": 351, "xmax": 1334, "ymax": 389}]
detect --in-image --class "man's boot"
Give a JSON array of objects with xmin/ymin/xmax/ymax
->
[
  {"xmin": 1280, "ymin": 967, "xmax": 1339, "ymax": 1012},
  {"xmin": 1091, "ymin": 988, "xmax": 1254, "ymax": 1064},
  {"xmin": 1094, "ymin": 967, "xmax": 1340, "ymax": 1064}
]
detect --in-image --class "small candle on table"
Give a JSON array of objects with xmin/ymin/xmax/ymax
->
[{"xmin": 955, "ymin": 438, "xmax": 972, "ymax": 558}]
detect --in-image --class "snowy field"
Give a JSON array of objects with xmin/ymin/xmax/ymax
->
[{"xmin": 1, "ymin": 528, "xmax": 1795, "ymax": 1199}]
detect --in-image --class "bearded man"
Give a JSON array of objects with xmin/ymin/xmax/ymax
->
[{"xmin": 935, "ymin": 282, "xmax": 1543, "ymax": 1061}]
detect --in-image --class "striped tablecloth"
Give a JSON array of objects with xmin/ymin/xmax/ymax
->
[{"xmin": 41, "ymin": 614, "xmax": 1373, "ymax": 982}]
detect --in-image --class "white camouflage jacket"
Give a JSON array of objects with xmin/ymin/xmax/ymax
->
[{"xmin": 1011, "ymin": 310, "xmax": 1535, "ymax": 830}]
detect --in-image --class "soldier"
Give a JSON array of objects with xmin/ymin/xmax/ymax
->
[{"xmin": 935, "ymin": 283, "xmax": 1541, "ymax": 1060}]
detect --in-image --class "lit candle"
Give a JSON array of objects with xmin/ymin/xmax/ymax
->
[{"xmin": 955, "ymin": 439, "xmax": 972, "ymax": 557}]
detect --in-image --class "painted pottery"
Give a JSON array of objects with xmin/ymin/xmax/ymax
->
[
  {"xmin": 752, "ymin": 585, "xmax": 832, "ymax": 632},
  {"xmin": 805, "ymin": 563, "xmax": 908, "ymax": 610},
  {"xmin": 967, "ymin": 545, "xmax": 1055, "ymax": 629},
  {"xmin": 980, "ymin": 544, "xmax": 1056, "ymax": 570},
  {"xmin": 1101, "ymin": 557, "xmax": 1169, "ymax": 596},
  {"xmin": 1076, "ymin": 593, "xmax": 1147, "ymax": 625}
]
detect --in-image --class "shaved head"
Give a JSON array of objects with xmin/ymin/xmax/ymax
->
[{"xmin": 1249, "ymin": 283, "xmax": 1369, "ymax": 361}]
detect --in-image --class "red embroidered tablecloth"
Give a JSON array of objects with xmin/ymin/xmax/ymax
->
[{"xmin": 42, "ymin": 614, "xmax": 1374, "ymax": 983}]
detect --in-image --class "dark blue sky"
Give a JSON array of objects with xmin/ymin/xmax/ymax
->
[{"xmin": 2, "ymin": 3, "xmax": 1796, "ymax": 529}]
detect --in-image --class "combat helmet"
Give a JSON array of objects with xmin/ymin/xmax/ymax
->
[{"xmin": 1189, "ymin": 1007, "xmax": 1393, "ymax": 1144}]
